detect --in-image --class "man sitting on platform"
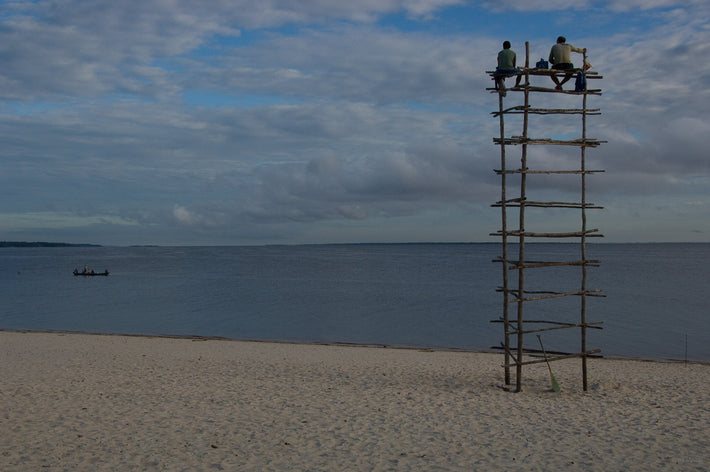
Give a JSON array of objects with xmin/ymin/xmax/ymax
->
[
  {"xmin": 548, "ymin": 36, "xmax": 586, "ymax": 90},
  {"xmin": 495, "ymin": 41, "xmax": 521, "ymax": 96}
]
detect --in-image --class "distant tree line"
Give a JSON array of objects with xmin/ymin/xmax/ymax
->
[{"xmin": 0, "ymin": 241, "xmax": 101, "ymax": 248}]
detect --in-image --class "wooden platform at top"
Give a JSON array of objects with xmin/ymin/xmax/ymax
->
[{"xmin": 486, "ymin": 67, "xmax": 602, "ymax": 79}]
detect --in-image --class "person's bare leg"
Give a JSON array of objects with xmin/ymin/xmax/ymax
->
[
  {"xmin": 551, "ymin": 74, "xmax": 561, "ymax": 89},
  {"xmin": 559, "ymin": 73, "xmax": 573, "ymax": 87}
]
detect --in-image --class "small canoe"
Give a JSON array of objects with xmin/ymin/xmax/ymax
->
[{"xmin": 73, "ymin": 270, "xmax": 109, "ymax": 276}]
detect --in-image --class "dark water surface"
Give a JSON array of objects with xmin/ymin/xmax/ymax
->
[{"xmin": 1, "ymin": 243, "xmax": 707, "ymax": 361}]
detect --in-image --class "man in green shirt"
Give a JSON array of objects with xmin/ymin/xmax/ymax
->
[{"xmin": 495, "ymin": 41, "xmax": 521, "ymax": 95}]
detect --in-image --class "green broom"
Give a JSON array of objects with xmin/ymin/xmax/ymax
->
[{"xmin": 537, "ymin": 335, "xmax": 560, "ymax": 392}]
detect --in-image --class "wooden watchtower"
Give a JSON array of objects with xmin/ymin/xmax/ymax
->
[{"xmin": 487, "ymin": 42, "xmax": 605, "ymax": 392}]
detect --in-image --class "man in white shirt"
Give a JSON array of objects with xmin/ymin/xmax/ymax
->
[{"xmin": 548, "ymin": 36, "xmax": 586, "ymax": 90}]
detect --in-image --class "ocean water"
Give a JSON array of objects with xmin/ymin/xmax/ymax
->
[{"xmin": 0, "ymin": 243, "xmax": 707, "ymax": 361}]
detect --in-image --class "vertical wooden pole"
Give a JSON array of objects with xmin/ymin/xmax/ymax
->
[
  {"xmin": 498, "ymin": 87, "xmax": 510, "ymax": 385},
  {"xmin": 515, "ymin": 42, "xmax": 531, "ymax": 392},
  {"xmin": 580, "ymin": 51, "xmax": 589, "ymax": 391}
]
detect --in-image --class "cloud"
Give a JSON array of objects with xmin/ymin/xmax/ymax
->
[
  {"xmin": 0, "ymin": 212, "xmax": 136, "ymax": 230},
  {"xmin": 187, "ymin": 26, "xmax": 484, "ymax": 107},
  {"xmin": 479, "ymin": 0, "xmax": 593, "ymax": 12},
  {"xmin": 173, "ymin": 205, "xmax": 201, "ymax": 226},
  {"xmin": 479, "ymin": 0, "xmax": 695, "ymax": 13},
  {"xmin": 0, "ymin": 1, "xmax": 708, "ymax": 244}
]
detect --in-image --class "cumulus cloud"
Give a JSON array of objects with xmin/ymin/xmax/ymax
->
[{"xmin": 173, "ymin": 205, "xmax": 201, "ymax": 226}]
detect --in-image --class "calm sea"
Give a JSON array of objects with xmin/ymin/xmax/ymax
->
[{"xmin": 0, "ymin": 243, "xmax": 707, "ymax": 361}]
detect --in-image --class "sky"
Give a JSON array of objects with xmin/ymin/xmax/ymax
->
[{"xmin": 1, "ymin": 0, "xmax": 709, "ymax": 246}]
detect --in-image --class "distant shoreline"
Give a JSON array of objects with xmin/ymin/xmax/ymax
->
[
  {"xmin": 1, "ymin": 241, "xmax": 708, "ymax": 248},
  {"xmin": 0, "ymin": 241, "xmax": 101, "ymax": 248}
]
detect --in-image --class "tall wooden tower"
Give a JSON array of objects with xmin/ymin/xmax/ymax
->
[{"xmin": 488, "ymin": 42, "xmax": 605, "ymax": 392}]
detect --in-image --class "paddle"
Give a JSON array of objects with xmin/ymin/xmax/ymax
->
[{"xmin": 537, "ymin": 335, "xmax": 560, "ymax": 392}]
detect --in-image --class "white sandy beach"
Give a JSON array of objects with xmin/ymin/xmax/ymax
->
[{"xmin": 1, "ymin": 331, "xmax": 708, "ymax": 471}]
